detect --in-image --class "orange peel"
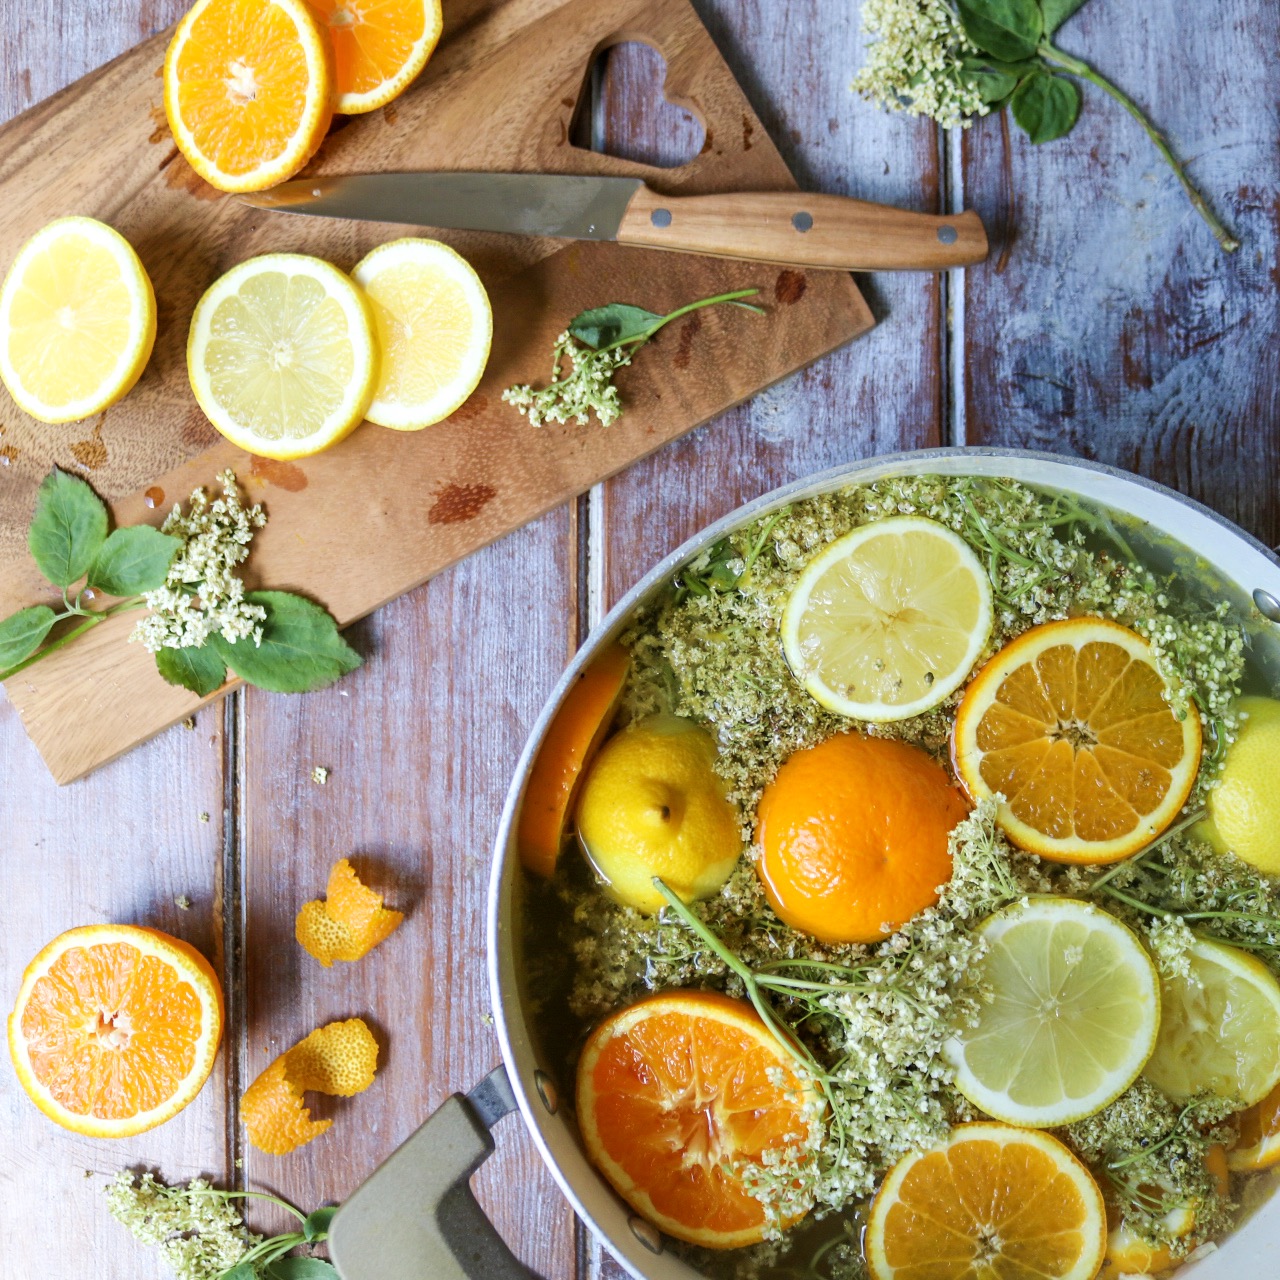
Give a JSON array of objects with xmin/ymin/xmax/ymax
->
[
  {"xmin": 241, "ymin": 1017, "xmax": 378, "ymax": 1155},
  {"xmin": 295, "ymin": 858, "xmax": 404, "ymax": 966}
]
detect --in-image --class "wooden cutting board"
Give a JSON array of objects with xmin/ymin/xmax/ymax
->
[{"xmin": 0, "ymin": 0, "xmax": 873, "ymax": 784}]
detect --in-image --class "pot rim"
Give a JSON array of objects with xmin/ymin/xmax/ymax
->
[{"xmin": 488, "ymin": 445, "xmax": 1280, "ymax": 1280}]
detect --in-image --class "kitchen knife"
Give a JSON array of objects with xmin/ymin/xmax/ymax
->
[{"xmin": 241, "ymin": 172, "xmax": 987, "ymax": 271}]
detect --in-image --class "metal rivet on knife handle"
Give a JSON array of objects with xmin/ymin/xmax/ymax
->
[
  {"xmin": 1254, "ymin": 588, "xmax": 1280, "ymax": 622},
  {"xmin": 792, "ymin": 211, "xmax": 814, "ymax": 232},
  {"xmin": 937, "ymin": 224, "xmax": 958, "ymax": 244},
  {"xmin": 650, "ymin": 208, "xmax": 673, "ymax": 228}
]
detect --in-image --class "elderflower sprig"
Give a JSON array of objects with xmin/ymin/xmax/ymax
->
[
  {"xmin": 0, "ymin": 467, "xmax": 359, "ymax": 702},
  {"xmin": 503, "ymin": 289, "xmax": 763, "ymax": 429},
  {"xmin": 854, "ymin": 0, "xmax": 1238, "ymax": 251}
]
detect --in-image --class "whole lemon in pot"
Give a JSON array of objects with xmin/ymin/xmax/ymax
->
[{"xmin": 1202, "ymin": 696, "xmax": 1280, "ymax": 875}]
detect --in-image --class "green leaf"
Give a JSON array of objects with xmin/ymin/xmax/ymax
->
[
  {"xmin": 215, "ymin": 1266, "xmax": 258, "ymax": 1280},
  {"xmin": 155, "ymin": 644, "xmax": 227, "ymax": 696},
  {"xmin": 262, "ymin": 1260, "xmax": 340, "ymax": 1280},
  {"xmin": 302, "ymin": 1206, "xmax": 337, "ymax": 1243},
  {"xmin": 954, "ymin": 0, "xmax": 1043, "ymax": 61},
  {"xmin": 568, "ymin": 303, "xmax": 664, "ymax": 350},
  {"xmin": 962, "ymin": 55, "xmax": 1040, "ymax": 105},
  {"xmin": 209, "ymin": 591, "xmax": 361, "ymax": 694},
  {"xmin": 1011, "ymin": 71, "xmax": 1081, "ymax": 143},
  {"xmin": 88, "ymin": 525, "xmax": 181, "ymax": 596},
  {"xmin": 1040, "ymin": 0, "xmax": 1090, "ymax": 36},
  {"xmin": 0, "ymin": 605, "xmax": 58, "ymax": 671},
  {"xmin": 28, "ymin": 468, "xmax": 108, "ymax": 587}
]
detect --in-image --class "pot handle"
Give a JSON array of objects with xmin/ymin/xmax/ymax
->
[{"xmin": 328, "ymin": 1064, "xmax": 542, "ymax": 1280}]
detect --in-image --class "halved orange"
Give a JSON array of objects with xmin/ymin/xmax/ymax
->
[
  {"xmin": 163, "ymin": 0, "xmax": 335, "ymax": 193},
  {"xmin": 865, "ymin": 1123, "xmax": 1108, "ymax": 1280},
  {"xmin": 1230, "ymin": 1078, "xmax": 1280, "ymax": 1172},
  {"xmin": 309, "ymin": 0, "xmax": 444, "ymax": 114},
  {"xmin": 952, "ymin": 617, "xmax": 1201, "ymax": 863},
  {"xmin": 576, "ymin": 989, "xmax": 817, "ymax": 1249},
  {"xmin": 7, "ymin": 924, "xmax": 223, "ymax": 1137},
  {"xmin": 518, "ymin": 642, "xmax": 630, "ymax": 878}
]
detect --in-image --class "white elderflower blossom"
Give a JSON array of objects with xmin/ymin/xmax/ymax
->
[
  {"xmin": 853, "ymin": 0, "xmax": 988, "ymax": 130},
  {"xmin": 502, "ymin": 332, "xmax": 629, "ymax": 428},
  {"xmin": 131, "ymin": 470, "xmax": 268, "ymax": 653}
]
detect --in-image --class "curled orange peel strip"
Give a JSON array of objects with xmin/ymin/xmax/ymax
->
[
  {"xmin": 296, "ymin": 858, "xmax": 404, "ymax": 967},
  {"xmin": 241, "ymin": 1017, "xmax": 378, "ymax": 1156}
]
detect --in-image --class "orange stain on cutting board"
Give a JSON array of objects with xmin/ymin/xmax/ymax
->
[
  {"xmin": 429, "ymin": 482, "xmax": 496, "ymax": 525},
  {"xmin": 250, "ymin": 455, "xmax": 308, "ymax": 491}
]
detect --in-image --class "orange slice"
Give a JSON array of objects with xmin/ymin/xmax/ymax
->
[
  {"xmin": 241, "ymin": 1017, "xmax": 378, "ymax": 1155},
  {"xmin": 310, "ymin": 0, "xmax": 444, "ymax": 114},
  {"xmin": 576, "ymin": 989, "xmax": 817, "ymax": 1249},
  {"xmin": 1230, "ymin": 1077, "xmax": 1280, "ymax": 1172},
  {"xmin": 518, "ymin": 642, "xmax": 630, "ymax": 878},
  {"xmin": 163, "ymin": 0, "xmax": 335, "ymax": 194},
  {"xmin": 865, "ymin": 1123, "xmax": 1108, "ymax": 1280},
  {"xmin": 952, "ymin": 617, "xmax": 1201, "ymax": 863},
  {"xmin": 7, "ymin": 925, "xmax": 223, "ymax": 1137},
  {"xmin": 295, "ymin": 858, "xmax": 404, "ymax": 966}
]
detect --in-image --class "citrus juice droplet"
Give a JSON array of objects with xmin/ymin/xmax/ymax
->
[{"xmin": 144, "ymin": 486, "xmax": 164, "ymax": 509}]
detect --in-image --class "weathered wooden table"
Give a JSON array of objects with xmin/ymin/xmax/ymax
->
[{"xmin": 2, "ymin": 2, "xmax": 1277, "ymax": 1277}]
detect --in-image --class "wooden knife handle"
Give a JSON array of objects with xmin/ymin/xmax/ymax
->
[{"xmin": 616, "ymin": 185, "xmax": 988, "ymax": 271}]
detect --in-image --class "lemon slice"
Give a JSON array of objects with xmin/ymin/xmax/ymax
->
[
  {"xmin": 1144, "ymin": 936, "xmax": 1280, "ymax": 1107},
  {"xmin": 781, "ymin": 515, "xmax": 993, "ymax": 721},
  {"xmin": 187, "ymin": 253, "xmax": 376, "ymax": 460},
  {"xmin": 351, "ymin": 238, "xmax": 492, "ymax": 431},
  {"xmin": 944, "ymin": 897, "xmax": 1160, "ymax": 1127},
  {"xmin": 0, "ymin": 216, "xmax": 156, "ymax": 423}
]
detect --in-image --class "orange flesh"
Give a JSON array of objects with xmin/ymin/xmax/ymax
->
[
  {"xmin": 577, "ymin": 991, "xmax": 813, "ymax": 1248},
  {"xmin": 170, "ymin": 0, "xmax": 329, "ymax": 178},
  {"xmin": 311, "ymin": 0, "xmax": 432, "ymax": 101},
  {"xmin": 1235, "ymin": 1079, "xmax": 1280, "ymax": 1166},
  {"xmin": 20, "ymin": 942, "xmax": 205, "ymax": 1120},
  {"xmin": 875, "ymin": 1133, "xmax": 1104, "ymax": 1278},
  {"xmin": 757, "ymin": 734, "xmax": 967, "ymax": 944},
  {"xmin": 518, "ymin": 642, "xmax": 630, "ymax": 877}
]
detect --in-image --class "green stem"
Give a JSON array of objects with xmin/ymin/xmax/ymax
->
[
  {"xmin": 598, "ymin": 289, "xmax": 764, "ymax": 357},
  {"xmin": 1086, "ymin": 809, "xmax": 1206, "ymax": 894},
  {"xmin": 1039, "ymin": 41, "xmax": 1239, "ymax": 253},
  {"xmin": 185, "ymin": 1187, "xmax": 308, "ymax": 1224},
  {"xmin": 0, "ymin": 597, "xmax": 146, "ymax": 682}
]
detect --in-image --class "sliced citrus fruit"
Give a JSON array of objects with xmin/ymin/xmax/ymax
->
[
  {"xmin": 163, "ymin": 0, "xmax": 334, "ymax": 194},
  {"xmin": 295, "ymin": 858, "xmax": 404, "ymax": 966},
  {"xmin": 756, "ymin": 733, "xmax": 967, "ymax": 944},
  {"xmin": 7, "ymin": 924, "xmax": 223, "ymax": 1137},
  {"xmin": 944, "ymin": 897, "xmax": 1160, "ymax": 1127},
  {"xmin": 1230, "ymin": 1078, "xmax": 1280, "ymax": 1172},
  {"xmin": 187, "ymin": 253, "xmax": 377, "ymax": 459},
  {"xmin": 351, "ymin": 238, "xmax": 492, "ymax": 430},
  {"xmin": 310, "ymin": 0, "xmax": 443, "ymax": 114},
  {"xmin": 241, "ymin": 1017, "xmax": 378, "ymax": 1154},
  {"xmin": 576, "ymin": 989, "xmax": 817, "ymax": 1249},
  {"xmin": 781, "ymin": 515, "xmax": 993, "ymax": 722},
  {"xmin": 517, "ymin": 641, "xmax": 630, "ymax": 878},
  {"xmin": 865, "ymin": 1122, "xmax": 1108, "ymax": 1280},
  {"xmin": 952, "ymin": 616, "xmax": 1202, "ymax": 864},
  {"xmin": 0, "ymin": 216, "xmax": 156, "ymax": 423},
  {"xmin": 1144, "ymin": 935, "xmax": 1280, "ymax": 1107}
]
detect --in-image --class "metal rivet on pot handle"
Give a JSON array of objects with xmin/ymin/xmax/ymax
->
[{"xmin": 1254, "ymin": 588, "xmax": 1280, "ymax": 623}]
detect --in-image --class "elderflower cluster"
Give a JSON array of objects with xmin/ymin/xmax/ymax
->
[
  {"xmin": 852, "ymin": 0, "xmax": 988, "ymax": 130},
  {"xmin": 105, "ymin": 1173, "xmax": 259, "ymax": 1280},
  {"xmin": 502, "ymin": 332, "xmax": 630, "ymax": 427},
  {"xmin": 131, "ymin": 470, "xmax": 267, "ymax": 653}
]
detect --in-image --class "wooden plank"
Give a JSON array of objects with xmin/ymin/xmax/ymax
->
[
  {"xmin": 0, "ymin": 0, "xmax": 873, "ymax": 784},
  {"xmin": 587, "ymin": 3, "xmax": 945, "ymax": 1272},
  {"xmin": 236, "ymin": 512, "xmax": 580, "ymax": 1275},
  {"xmin": 0, "ymin": 9, "xmax": 232, "ymax": 1280},
  {"xmin": 960, "ymin": 0, "xmax": 1280, "ymax": 546}
]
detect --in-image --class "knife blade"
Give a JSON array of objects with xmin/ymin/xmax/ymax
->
[{"xmin": 241, "ymin": 172, "xmax": 988, "ymax": 272}]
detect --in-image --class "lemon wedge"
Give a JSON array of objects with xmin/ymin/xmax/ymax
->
[
  {"xmin": 0, "ymin": 216, "xmax": 156, "ymax": 423},
  {"xmin": 945, "ymin": 897, "xmax": 1160, "ymax": 1127},
  {"xmin": 351, "ymin": 238, "xmax": 492, "ymax": 431},
  {"xmin": 781, "ymin": 515, "xmax": 992, "ymax": 721},
  {"xmin": 187, "ymin": 253, "xmax": 376, "ymax": 460},
  {"xmin": 1144, "ymin": 935, "xmax": 1280, "ymax": 1107}
]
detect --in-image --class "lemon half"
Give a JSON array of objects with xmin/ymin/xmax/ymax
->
[
  {"xmin": 781, "ymin": 515, "xmax": 993, "ymax": 722},
  {"xmin": 187, "ymin": 253, "xmax": 377, "ymax": 460},
  {"xmin": 1144, "ymin": 935, "xmax": 1280, "ymax": 1107},
  {"xmin": 0, "ymin": 216, "xmax": 156, "ymax": 423},
  {"xmin": 945, "ymin": 897, "xmax": 1160, "ymax": 1127},
  {"xmin": 352, "ymin": 238, "xmax": 492, "ymax": 431}
]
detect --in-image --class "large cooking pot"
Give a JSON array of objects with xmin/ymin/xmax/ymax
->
[{"xmin": 327, "ymin": 448, "xmax": 1280, "ymax": 1280}]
